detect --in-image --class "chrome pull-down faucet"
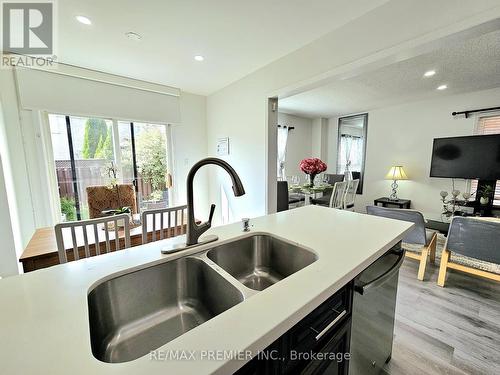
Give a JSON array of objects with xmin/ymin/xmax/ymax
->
[{"xmin": 185, "ymin": 158, "xmax": 245, "ymax": 246}]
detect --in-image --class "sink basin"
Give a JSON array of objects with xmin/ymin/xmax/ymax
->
[
  {"xmin": 207, "ymin": 235, "xmax": 317, "ymax": 291},
  {"xmin": 88, "ymin": 257, "xmax": 244, "ymax": 363}
]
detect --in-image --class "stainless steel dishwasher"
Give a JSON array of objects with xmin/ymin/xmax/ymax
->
[{"xmin": 349, "ymin": 245, "xmax": 405, "ymax": 375}]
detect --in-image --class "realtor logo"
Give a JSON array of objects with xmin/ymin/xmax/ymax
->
[{"xmin": 2, "ymin": 1, "xmax": 53, "ymax": 54}]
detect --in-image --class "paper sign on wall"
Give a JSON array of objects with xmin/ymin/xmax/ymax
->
[{"xmin": 216, "ymin": 137, "xmax": 230, "ymax": 156}]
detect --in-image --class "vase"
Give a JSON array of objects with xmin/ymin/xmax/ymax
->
[
  {"xmin": 307, "ymin": 173, "xmax": 317, "ymax": 188},
  {"xmin": 480, "ymin": 197, "xmax": 489, "ymax": 205}
]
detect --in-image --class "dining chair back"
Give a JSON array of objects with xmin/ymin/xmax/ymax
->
[
  {"xmin": 366, "ymin": 205, "xmax": 437, "ymax": 280},
  {"xmin": 309, "ymin": 175, "xmax": 343, "ymax": 207},
  {"xmin": 325, "ymin": 174, "xmax": 345, "ymax": 185},
  {"xmin": 55, "ymin": 214, "xmax": 131, "ymax": 264},
  {"xmin": 343, "ymin": 179, "xmax": 360, "ymax": 210},
  {"xmin": 277, "ymin": 181, "xmax": 290, "ymax": 212},
  {"xmin": 366, "ymin": 205, "xmax": 427, "ymax": 244},
  {"xmin": 445, "ymin": 217, "xmax": 500, "ymax": 263},
  {"xmin": 141, "ymin": 205, "xmax": 188, "ymax": 244},
  {"xmin": 438, "ymin": 217, "xmax": 500, "ymax": 287},
  {"xmin": 351, "ymin": 171, "xmax": 362, "ymax": 194},
  {"xmin": 329, "ymin": 181, "xmax": 348, "ymax": 209}
]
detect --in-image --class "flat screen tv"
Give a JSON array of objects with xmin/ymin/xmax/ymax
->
[{"xmin": 430, "ymin": 134, "xmax": 500, "ymax": 180}]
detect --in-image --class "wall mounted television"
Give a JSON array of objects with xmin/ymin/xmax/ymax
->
[{"xmin": 430, "ymin": 134, "xmax": 500, "ymax": 180}]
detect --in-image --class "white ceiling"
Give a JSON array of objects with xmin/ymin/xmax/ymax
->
[
  {"xmin": 56, "ymin": 0, "xmax": 388, "ymax": 95},
  {"xmin": 279, "ymin": 29, "xmax": 500, "ymax": 119}
]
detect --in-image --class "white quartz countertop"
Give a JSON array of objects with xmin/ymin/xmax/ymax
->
[{"xmin": 0, "ymin": 206, "xmax": 413, "ymax": 375}]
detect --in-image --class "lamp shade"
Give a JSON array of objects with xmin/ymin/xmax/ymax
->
[{"xmin": 385, "ymin": 166, "xmax": 408, "ymax": 180}]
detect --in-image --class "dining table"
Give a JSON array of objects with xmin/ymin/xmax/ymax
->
[{"xmin": 288, "ymin": 183, "xmax": 333, "ymax": 205}]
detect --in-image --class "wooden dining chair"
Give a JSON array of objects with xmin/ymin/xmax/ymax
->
[
  {"xmin": 366, "ymin": 206, "xmax": 437, "ymax": 281},
  {"xmin": 343, "ymin": 179, "xmax": 360, "ymax": 211},
  {"xmin": 311, "ymin": 174, "xmax": 344, "ymax": 206},
  {"xmin": 141, "ymin": 205, "xmax": 188, "ymax": 244},
  {"xmin": 438, "ymin": 217, "xmax": 500, "ymax": 287},
  {"xmin": 55, "ymin": 214, "xmax": 131, "ymax": 264},
  {"xmin": 329, "ymin": 181, "xmax": 348, "ymax": 209}
]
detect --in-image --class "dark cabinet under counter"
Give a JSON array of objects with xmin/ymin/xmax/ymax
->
[
  {"xmin": 301, "ymin": 318, "xmax": 351, "ymax": 375},
  {"xmin": 235, "ymin": 281, "xmax": 353, "ymax": 375}
]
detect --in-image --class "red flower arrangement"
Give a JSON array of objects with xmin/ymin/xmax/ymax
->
[
  {"xmin": 299, "ymin": 158, "xmax": 327, "ymax": 175},
  {"xmin": 300, "ymin": 158, "xmax": 327, "ymax": 187}
]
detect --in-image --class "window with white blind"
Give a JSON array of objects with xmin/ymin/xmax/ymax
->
[
  {"xmin": 471, "ymin": 115, "xmax": 500, "ymax": 205},
  {"xmin": 477, "ymin": 115, "xmax": 500, "ymax": 134}
]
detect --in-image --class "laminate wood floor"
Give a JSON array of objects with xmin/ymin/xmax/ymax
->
[{"xmin": 383, "ymin": 258, "xmax": 500, "ymax": 375}]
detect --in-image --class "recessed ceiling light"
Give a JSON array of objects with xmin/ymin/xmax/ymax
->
[
  {"xmin": 125, "ymin": 32, "xmax": 142, "ymax": 41},
  {"xmin": 194, "ymin": 55, "xmax": 204, "ymax": 62},
  {"xmin": 437, "ymin": 84, "xmax": 447, "ymax": 90},
  {"xmin": 424, "ymin": 70, "xmax": 436, "ymax": 77},
  {"xmin": 75, "ymin": 15, "xmax": 92, "ymax": 25}
]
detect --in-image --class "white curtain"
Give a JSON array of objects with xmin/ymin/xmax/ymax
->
[
  {"xmin": 337, "ymin": 135, "xmax": 363, "ymax": 174},
  {"xmin": 277, "ymin": 126, "xmax": 289, "ymax": 180}
]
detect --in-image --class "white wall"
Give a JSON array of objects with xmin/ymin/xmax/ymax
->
[
  {"xmin": 207, "ymin": 0, "xmax": 500, "ymax": 219},
  {"xmin": 311, "ymin": 118, "xmax": 329, "ymax": 163},
  {"xmin": 335, "ymin": 87, "xmax": 500, "ymax": 215},
  {"xmin": 278, "ymin": 112, "xmax": 312, "ymax": 178},
  {"xmin": 326, "ymin": 117, "xmax": 339, "ymax": 170},
  {"xmin": 171, "ymin": 92, "xmax": 209, "ymax": 218},
  {"xmin": 207, "ymin": 85, "xmax": 266, "ymax": 222}
]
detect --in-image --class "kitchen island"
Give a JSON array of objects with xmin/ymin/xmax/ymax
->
[{"xmin": 0, "ymin": 205, "xmax": 412, "ymax": 375}]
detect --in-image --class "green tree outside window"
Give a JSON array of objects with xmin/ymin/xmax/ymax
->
[
  {"xmin": 136, "ymin": 126, "xmax": 167, "ymax": 193},
  {"xmin": 82, "ymin": 118, "xmax": 108, "ymax": 159}
]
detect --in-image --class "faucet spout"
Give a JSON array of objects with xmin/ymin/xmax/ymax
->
[{"xmin": 185, "ymin": 158, "xmax": 245, "ymax": 246}]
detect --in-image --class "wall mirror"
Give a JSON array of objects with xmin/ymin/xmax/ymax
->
[{"xmin": 337, "ymin": 114, "xmax": 368, "ymax": 194}]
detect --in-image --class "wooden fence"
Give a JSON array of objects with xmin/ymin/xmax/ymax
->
[{"xmin": 55, "ymin": 159, "xmax": 164, "ymax": 211}]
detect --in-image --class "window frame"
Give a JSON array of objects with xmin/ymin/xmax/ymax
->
[
  {"xmin": 45, "ymin": 112, "xmax": 175, "ymax": 222},
  {"xmin": 472, "ymin": 113, "xmax": 500, "ymax": 207}
]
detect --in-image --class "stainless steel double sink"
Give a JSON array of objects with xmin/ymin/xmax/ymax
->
[{"xmin": 88, "ymin": 234, "xmax": 318, "ymax": 363}]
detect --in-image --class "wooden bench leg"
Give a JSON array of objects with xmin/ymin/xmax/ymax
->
[
  {"xmin": 428, "ymin": 233, "xmax": 437, "ymax": 264},
  {"xmin": 438, "ymin": 249, "xmax": 450, "ymax": 287},
  {"xmin": 417, "ymin": 247, "xmax": 429, "ymax": 281}
]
